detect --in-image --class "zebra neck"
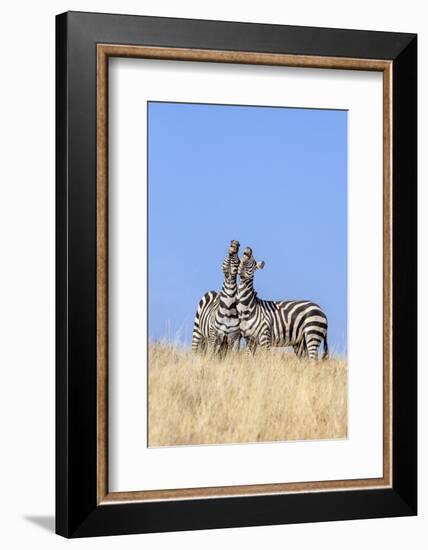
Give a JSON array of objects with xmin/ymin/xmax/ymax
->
[
  {"xmin": 221, "ymin": 277, "xmax": 237, "ymax": 298},
  {"xmin": 237, "ymin": 278, "xmax": 257, "ymax": 310}
]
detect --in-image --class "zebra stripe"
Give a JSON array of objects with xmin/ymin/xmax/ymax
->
[
  {"xmin": 191, "ymin": 290, "xmax": 219, "ymax": 353},
  {"xmin": 237, "ymin": 249, "xmax": 328, "ymax": 360},
  {"xmin": 192, "ymin": 243, "xmax": 241, "ymax": 354}
]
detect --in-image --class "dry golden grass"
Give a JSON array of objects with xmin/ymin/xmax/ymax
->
[{"xmin": 148, "ymin": 343, "xmax": 348, "ymax": 447}]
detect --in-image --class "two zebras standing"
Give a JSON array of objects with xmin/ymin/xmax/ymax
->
[{"xmin": 191, "ymin": 240, "xmax": 329, "ymax": 360}]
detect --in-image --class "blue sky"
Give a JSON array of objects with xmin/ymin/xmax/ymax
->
[{"xmin": 148, "ymin": 102, "xmax": 348, "ymax": 354}]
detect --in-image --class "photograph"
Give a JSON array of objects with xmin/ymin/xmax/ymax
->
[{"xmin": 147, "ymin": 100, "xmax": 348, "ymax": 447}]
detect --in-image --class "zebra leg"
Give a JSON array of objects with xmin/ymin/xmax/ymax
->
[
  {"xmin": 217, "ymin": 337, "xmax": 229, "ymax": 359},
  {"xmin": 245, "ymin": 338, "xmax": 257, "ymax": 355},
  {"xmin": 304, "ymin": 332, "xmax": 322, "ymax": 361},
  {"xmin": 207, "ymin": 327, "xmax": 218, "ymax": 355},
  {"xmin": 235, "ymin": 335, "xmax": 241, "ymax": 352},
  {"xmin": 259, "ymin": 330, "xmax": 271, "ymax": 350},
  {"xmin": 209, "ymin": 328, "xmax": 228, "ymax": 356},
  {"xmin": 293, "ymin": 340, "xmax": 307, "ymax": 359},
  {"xmin": 322, "ymin": 334, "xmax": 329, "ymax": 360},
  {"xmin": 229, "ymin": 334, "xmax": 241, "ymax": 353},
  {"xmin": 191, "ymin": 325, "xmax": 203, "ymax": 353}
]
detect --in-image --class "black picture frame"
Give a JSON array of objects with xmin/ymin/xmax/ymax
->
[{"xmin": 56, "ymin": 11, "xmax": 417, "ymax": 538}]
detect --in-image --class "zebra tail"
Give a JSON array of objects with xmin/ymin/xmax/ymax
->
[{"xmin": 322, "ymin": 334, "xmax": 329, "ymax": 360}]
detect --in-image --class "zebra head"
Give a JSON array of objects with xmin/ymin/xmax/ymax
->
[
  {"xmin": 222, "ymin": 240, "xmax": 240, "ymax": 280},
  {"xmin": 238, "ymin": 247, "xmax": 265, "ymax": 281},
  {"xmin": 228, "ymin": 239, "xmax": 240, "ymax": 256}
]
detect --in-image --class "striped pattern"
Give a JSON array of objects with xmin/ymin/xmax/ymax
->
[
  {"xmin": 191, "ymin": 290, "xmax": 219, "ymax": 353},
  {"xmin": 237, "ymin": 252, "xmax": 328, "ymax": 360},
  {"xmin": 191, "ymin": 253, "xmax": 241, "ymax": 354}
]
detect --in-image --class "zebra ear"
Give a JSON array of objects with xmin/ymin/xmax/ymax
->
[{"xmin": 257, "ymin": 261, "xmax": 265, "ymax": 270}]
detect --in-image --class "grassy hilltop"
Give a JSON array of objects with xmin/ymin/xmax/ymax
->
[{"xmin": 148, "ymin": 343, "xmax": 347, "ymax": 447}]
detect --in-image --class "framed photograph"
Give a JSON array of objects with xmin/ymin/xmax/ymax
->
[{"xmin": 56, "ymin": 11, "xmax": 417, "ymax": 537}]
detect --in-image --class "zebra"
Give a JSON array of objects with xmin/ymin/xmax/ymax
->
[
  {"xmin": 237, "ymin": 247, "xmax": 329, "ymax": 360},
  {"xmin": 191, "ymin": 240, "xmax": 241, "ymax": 355}
]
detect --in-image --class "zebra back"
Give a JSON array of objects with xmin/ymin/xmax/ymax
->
[{"xmin": 237, "ymin": 252, "xmax": 328, "ymax": 359}]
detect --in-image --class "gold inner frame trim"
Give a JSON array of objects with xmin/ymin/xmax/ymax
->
[{"xmin": 96, "ymin": 44, "xmax": 393, "ymax": 505}]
